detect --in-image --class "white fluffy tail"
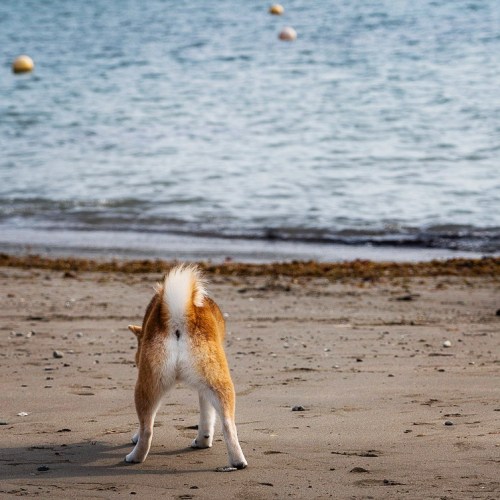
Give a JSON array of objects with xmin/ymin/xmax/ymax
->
[{"xmin": 163, "ymin": 264, "xmax": 207, "ymax": 324}]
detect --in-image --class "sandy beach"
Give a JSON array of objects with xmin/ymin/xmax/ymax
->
[{"xmin": 0, "ymin": 258, "xmax": 498, "ymax": 499}]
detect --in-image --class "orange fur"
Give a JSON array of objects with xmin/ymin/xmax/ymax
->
[{"xmin": 125, "ymin": 264, "xmax": 247, "ymax": 470}]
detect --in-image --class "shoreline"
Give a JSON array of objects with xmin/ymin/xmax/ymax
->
[{"xmin": 0, "ymin": 227, "xmax": 495, "ymax": 264}]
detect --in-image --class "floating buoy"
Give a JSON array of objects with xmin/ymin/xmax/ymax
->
[
  {"xmin": 269, "ymin": 4, "xmax": 284, "ymax": 15},
  {"xmin": 279, "ymin": 26, "xmax": 297, "ymax": 41},
  {"xmin": 12, "ymin": 55, "xmax": 34, "ymax": 74}
]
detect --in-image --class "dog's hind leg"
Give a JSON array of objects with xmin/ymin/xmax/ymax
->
[
  {"xmin": 204, "ymin": 381, "xmax": 247, "ymax": 470},
  {"xmin": 191, "ymin": 391, "xmax": 216, "ymax": 449},
  {"xmin": 125, "ymin": 380, "xmax": 164, "ymax": 463}
]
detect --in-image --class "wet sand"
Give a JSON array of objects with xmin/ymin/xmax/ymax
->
[{"xmin": 0, "ymin": 259, "xmax": 499, "ymax": 499}]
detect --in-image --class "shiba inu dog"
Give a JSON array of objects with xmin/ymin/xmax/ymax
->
[{"xmin": 125, "ymin": 264, "xmax": 247, "ymax": 471}]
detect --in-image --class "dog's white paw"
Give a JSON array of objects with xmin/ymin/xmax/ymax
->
[
  {"xmin": 231, "ymin": 459, "xmax": 248, "ymax": 470},
  {"xmin": 191, "ymin": 437, "xmax": 212, "ymax": 449},
  {"xmin": 125, "ymin": 451, "xmax": 142, "ymax": 463},
  {"xmin": 215, "ymin": 464, "xmax": 248, "ymax": 472}
]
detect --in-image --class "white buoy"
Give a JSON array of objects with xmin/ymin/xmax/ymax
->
[
  {"xmin": 269, "ymin": 4, "xmax": 284, "ymax": 15},
  {"xmin": 12, "ymin": 55, "xmax": 35, "ymax": 74},
  {"xmin": 279, "ymin": 26, "xmax": 297, "ymax": 41}
]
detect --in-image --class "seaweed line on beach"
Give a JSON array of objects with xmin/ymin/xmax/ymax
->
[{"xmin": 0, "ymin": 253, "xmax": 498, "ymax": 280}]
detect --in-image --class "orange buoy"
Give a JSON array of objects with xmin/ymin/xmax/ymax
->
[
  {"xmin": 269, "ymin": 4, "xmax": 284, "ymax": 15},
  {"xmin": 12, "ymin": 55, "xmax": 35, "ymax": 74}
]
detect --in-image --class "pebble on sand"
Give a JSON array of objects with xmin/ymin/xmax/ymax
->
[
  {"xmin": 443, "ymin": 340, "xmax": 452, "ymax": 348},
  {"xmin": 279, "ymin": 27, "xmax": 297, "ymax": 41},
  {"xmin": 37, "ymin": 465, "xmax": 50, "ymax": 472},
  {"xmin": 292, "ymin": 405, "xmax": 305, "ymax": 411},
  {"xmin": 12, "ymin": 55, "xmax": 35, "ymax": 74},
  {"xmin": 269, "ymin": 4, "xmax": 284, "ymax": 15},
  {"xmin": 444, "ymin": 420, "xmax": 454, "ymax": 426},
  {"xmin": 53, "ymin": 350, "xmax": 64, "ymax": 358},
  {"xmin": 350, "ymin": 467, "xmax": 369, "ymax": 473}
]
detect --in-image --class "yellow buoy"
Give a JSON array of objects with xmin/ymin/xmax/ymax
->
[
  {"xmin": 12, "ymin": 55, "xmax": 35, "ymax": 74},
  {"xmin": 279, "ymin": 26, "xmax": 297, "ymax": 41},
  {"xmin": 269, "ymin": 4, "xmax": 284, "ymax": 15}
]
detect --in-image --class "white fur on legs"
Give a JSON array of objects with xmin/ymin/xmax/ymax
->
[
  {"xmin": 191, "ymin": 391, "xmax": 216, "ymax": 449},
  {"xmin": 220, "ymin": 415, "xmax": 247, "ymax": 469},
  {"xmin": 126, "ymin": 430, "xmax": 153, "ymax": 463},
  {"xmin": 131, "ymin": 430, "xmax": 139, "ymax": 444}
]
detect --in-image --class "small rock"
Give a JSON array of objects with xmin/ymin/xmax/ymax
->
[
  {"xmin": 17, "ymin": 412, "xmax": 29, "ymax": 417},
  {"xmin": 350, "ymin": 467, "xmax": 369, "ymax": 473},
  {"xmin": 0, "ymin": 421, "xmax": 8, "ymax": 425},
  {"xmin": 443, "ymin": 340, "xmax": 452, "ymax": 348},
  {"xmin": 444, "ymin": 420, "xmax": 454, "ymax": 426},
  {"xmin": 383, "ymin": 479, "xmax": 404, "ymax": 485},
  {"xmin": 292, "ymin": 405, "xmax": 305, "ymax": 412},
  {"xmin": 395, "ymin": 294, "xmax": 415, "ymax": 301},
  {"xmin": 356, "ymin": 358, "xmax": 363, "ymax": 362},
  {"xmin": 76, "ymin": 332, "xmax": 83, "ymax": 338},
  {"xmin": 53, "ymin": 350, "xmax": 64, "ymax": 359},
  {"xmin": 496, "ymin": 309, "xmax": 500, "ymax": 316},
  {"xmin": 37, "ymin": 465, "xmax": 50, "ymax": 472}
]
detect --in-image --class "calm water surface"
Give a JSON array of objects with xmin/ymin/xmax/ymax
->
[{"xmin": 1, "ymin": 0, "xmax": 499, "ymax": 259}]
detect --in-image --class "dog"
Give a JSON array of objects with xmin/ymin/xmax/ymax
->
[{"xmin": 125, "ymin": 264, "xmax": 247, "ymax": 471}]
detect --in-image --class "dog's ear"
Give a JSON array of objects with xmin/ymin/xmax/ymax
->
[{"xmin": 128, "ymin": 325, "xmax": 142, "ymax": 337}]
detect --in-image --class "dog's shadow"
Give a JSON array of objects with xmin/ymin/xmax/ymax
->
[{"xmin": 1, "ymin": 439, "xmax": 218, "ymax": 481}]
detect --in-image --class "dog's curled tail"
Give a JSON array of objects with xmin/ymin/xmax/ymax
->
[{"xmin": 163, "ymin": 264, "xmax": 207, "ymax": 325}]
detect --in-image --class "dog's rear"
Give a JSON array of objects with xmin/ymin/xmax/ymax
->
[{"xmin": 126, "ymin": 264, "xmax": 247, "ymax": 470}]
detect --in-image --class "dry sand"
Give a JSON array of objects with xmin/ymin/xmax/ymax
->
[{"xmin": 0, "ymin": 263, "xmax": 498, "ymax": 499}]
